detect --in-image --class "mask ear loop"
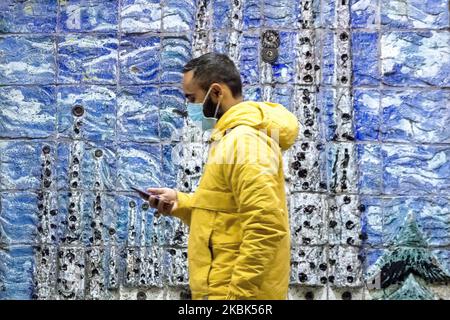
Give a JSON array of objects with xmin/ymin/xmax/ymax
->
[
  {"xmin": 202, "ymin": 86, "xmax": 214, "ymax": 105},
  {"xmin": 213, "ymin": 95, "xmax": 223, "ymax": 119}
]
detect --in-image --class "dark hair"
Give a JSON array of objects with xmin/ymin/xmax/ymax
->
[{"xmin": 183, "ymin": 53, "xmax": 242, "ymax": 98}]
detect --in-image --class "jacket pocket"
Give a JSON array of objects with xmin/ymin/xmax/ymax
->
[{"xmin": 208, "ymin": 242, "xmax": 241, "ymax": 289}]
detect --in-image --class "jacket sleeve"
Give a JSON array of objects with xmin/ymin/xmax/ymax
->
[
  {"xmin": 222, "ymin": 130, "xmax": 288, "ymax": 299},
  {"xmin": 170, "ymin": 191, "xmax": 193, "ymax": 226}
]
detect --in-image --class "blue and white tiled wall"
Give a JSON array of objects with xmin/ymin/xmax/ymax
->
[{"xmin": 0, "ymin": 0, "xmax": 449, "ymax": 300}]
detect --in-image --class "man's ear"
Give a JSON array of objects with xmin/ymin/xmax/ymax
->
[{"xmin": 210, "ymin": 83, "xmax": 223, "ymax": 100}]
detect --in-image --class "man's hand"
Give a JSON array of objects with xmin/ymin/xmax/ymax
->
[{"xmin": 147, "ymin": 187, "xmax": 178, "ymax": 215}]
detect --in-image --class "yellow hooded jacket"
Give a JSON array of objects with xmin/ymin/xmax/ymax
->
[{"xmin": 171, "ymin": 101, "xmax": 299, "ymax": 300}]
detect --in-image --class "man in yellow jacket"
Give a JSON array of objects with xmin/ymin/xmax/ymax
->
[{"xmin": 148, "ymin": 53, "xmax": 299, "ymax": 300}]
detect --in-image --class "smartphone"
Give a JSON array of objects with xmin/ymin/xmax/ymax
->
[
  {"xmin": 131, "ymin": 187, "xmax": 155, "ymax": 200},
  {"xmin": 131, "ymin": 187, "xmax": 173, "ymax": 213}
]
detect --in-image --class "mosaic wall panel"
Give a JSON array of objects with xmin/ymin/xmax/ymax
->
[{"xmin": 0, "ymin": 0, "xmax": 449, "ymax": 300}]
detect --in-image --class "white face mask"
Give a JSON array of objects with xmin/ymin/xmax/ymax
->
[{"xmin": 186, "ymin": 86, "xmax": 221, "ymax": 131}]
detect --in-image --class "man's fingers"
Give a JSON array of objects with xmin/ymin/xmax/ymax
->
[
  {"xmin": 162, "ymin": 201, "xmax": 174, "ymax": 213},
  {"xmin": 149, "ymin": 195, "xmax": 160, "ymax": 208},
  {"xmin": 147, "ymin": 189, "xmax": 174, "ymax": 216},
  {"xmin": 147, "ymin": 188, "xmax": 164, "ymax": 194},
  {"xmin": 157, "ymin": 199, "xmax": 166, "ymax": 213}
]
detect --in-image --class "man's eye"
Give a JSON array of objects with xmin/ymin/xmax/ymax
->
[{"xmin": 188, "ymin": 97, "xmax": 195, "ymax": 103}]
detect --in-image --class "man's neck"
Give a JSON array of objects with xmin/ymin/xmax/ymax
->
[{"xmin": 221, "ymin": 97, "xmax": 244, "ymax": 114}]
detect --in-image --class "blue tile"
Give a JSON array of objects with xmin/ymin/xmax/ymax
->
[
  {"xmin": 353, "ymin": 89, "xmax": 380, "ymax": 141},
  {"xmin": 243, "ymin": 86, "xmax": 262, "ymax": 101},
  {"xmin": 0, "ymin": 141, "xmax": 55, "ymax": 190},
  {"xmin": 119, "ymin": 35, "xmax": 160, "ymax": 84},
  {"xmin": 213, "ymin": 0, "xmax": 232, "ymax": 29},
  {"xmin": 357, "ymin": 144, "xmax": 382, "ymax": 194},
  {"xmin": 326, "ymin": 143, "xmax": 358, "ymax": 193},
  {"xmin": 115, "ymin": 193, "xmax": 156, "ymax": 246},
  {"xmin": 417, "ymin": 198, "xmax": 450, "ymax": 247},
  {"xmin": 162, "ymin": 0, "xmax": 195, "ymax": 31},
  {"xmin": 162, "ymin": 144, "xmax": 178, "ymax": 189},
  {"xmin": 115, "ymin": 194, "xmax": 132, "ymax": 245},
  {"xmin": 58, "ymin": 34, "xmax": 118, "ymax": 84},
  {"xmin": 243, "ymin": 0, "xmax": 261, "ymax": 30},
  {"xmin": 57, "ymin": 86, "xmax": 116, "ymax": 142},
  {"xmin": 57, "ymin": 192, "xmax": 80, "ymax": 243},
  {"xmin": 0, "ymin": 36, "xmax": 55, "ymax": 85},
  {"xmin": 0, "ymin": 192, "xmax": 38, "ymax": 245},
  {"xmin": 159, "ymin": 216, "xmax": 188, "ymax": 247},
  {"xmin": 0, "ymin": 0, "xmax": 57, "ymax": 33},
  {"xmin": 56, "ymin": 142, "xmax": 116, "ymax": 191},
  {"xmin": 0, "ymin": 246, "xmax": 35, "ymax": 300},
  {"xmin": 433, "ymin": 249, "xmax": 450, "ymax": 274},
  {"xmin": 381, "ymin": 0, "xmax": 449, "ymax": 29},
  {"xmin": 350, "ymin": 0, "xmax": 378, "ymax": 28},
  {"xmin": 57, "ymin": 192, "xmax": 117, "ymax": 246},
  {"xmin": 78, "ymin": 143, "xmax": 117, "ymax": 191},
  {"xmin": 381, "ymin": 90, "xmax": 450, "ymax": 143},
  {"xmin": 359, "ymin": 196, "xmax": 383, "ymax": 247},
  {"xmin": 321, "ymin": 87, "xmax": 336, "ymax": 141},
  {"xmin": 383, "ymin": 197, "xmax": 450, "ymax": 247},
  {"xmin": 0, "ymin": 86, "xmax": 56, "ymax": 139},
  {"xmin": 59, "ymin": 0, "xmax": 118, "ymax": 32},
  {"xmin": 162, "ymin": 247, "xmax": 189, "ymax": 285},
  {"xmin": 117, "ymin": 143, "xmax": 161, "ymax": 191},
  {"xmin": 381, "ymin": 31, "xmax": 450, "ymax": 86},
  {"xmin": 161, "ymin": 36, "xmax": 191, "ymax": 84},
  {"xmin": 120, "ymin": 0, "xmax": 161, "ymax": 33},
  {"xmin": 117, "ymin": 86, "xmax": 160, "ymax": 142},
  {"xmin": 382, "ymin": 145, "xmax": 450, "ymax": 195},
  {"xmin": 160, "ymin": 86, "xmax": 185, "ymax": 142},
  {"xmin": 321, "ymin": 0, "xmax": 336, "ymax": 28},
  {"xmin": 321, "ymin": 31, "xmax": 335, "ymax": 85},
  {"xmin": 272, "ymin": 86, "xmax": 294, "ymax": 112},
  {"xmin": 99, "ymin": 193, "xmax": 120, "ymax": 245},
  {"xmin": 272, "ymin": 32, "xmax": 296, "ymax": 84},
  {"xmin": 363, "ymin": 248, "xmax": 384, "ymax": 274},
  {"xmin": 311, "ymin": 0, "xmax": 322, "ymax": 28},
  {"xmin": 212, "ymin": 31, "xmax": 228, "ymax": 54},
  {"xmin": 264, "ymin": 0, "xmax": 300, "ymax": 28},
  {"xmin": 240, "ymin": 34, "xmax": 259, "ymax": 85},
  {"xmin": 352, "ymin": 32, "xmax": 380, "ymax": 86}
]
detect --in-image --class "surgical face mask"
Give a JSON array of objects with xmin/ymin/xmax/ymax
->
[{"xmin": 186, "ymin": 87, "xmax": 222, "ymax": 131}]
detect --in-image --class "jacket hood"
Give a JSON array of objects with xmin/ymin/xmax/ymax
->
[{"xmin": 211, "ymin": 101, "xmax": 299, "ymax": 151}]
